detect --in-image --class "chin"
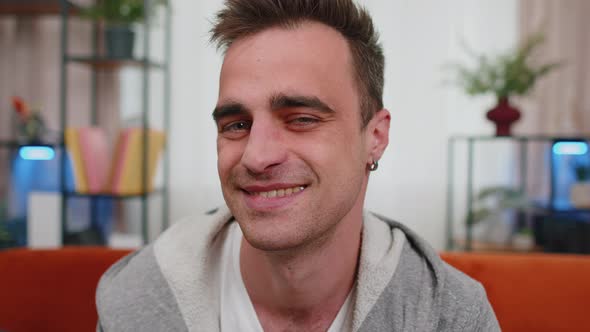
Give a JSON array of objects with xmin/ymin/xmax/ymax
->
[
  {"xmin": 238, "ymin": 219, "xmax": 310, "ymax": 252},
  {"xmin": 242, "ymin": 236, "xmax": 298, "ymax": 252}
]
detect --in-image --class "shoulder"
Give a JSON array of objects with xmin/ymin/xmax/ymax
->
[
  {"xmin": 435, "ymin": 256, "xmax": 499, "ymax": 331},
  {"xmin": 96, "ymin": 206, "xmax": 234, "ymax": 331},
  {"xmin": 96, "ymin": 244, "xmax": 188, "ymax": 331},
  {"xmin": 360, "ymin": 213, "xmax": 499, "ymax": 331}
]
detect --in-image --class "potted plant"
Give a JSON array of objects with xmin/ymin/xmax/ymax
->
[
  {"xmin": 80, "ymin": 0, "xmax": 167, "ymax": 58},
  {"xmin": 571, "ymin": 163, "xmax": 590, "ymax": 209},
  {"xmin": 449, "ymin": 33, "xmax": 561, "ymax": 136},
  {"xmin": 511, "ymin": 227, "xmax": 535, "ymax": 251},
  {"xmin": 12, "ymin": 96, "xmax": 46, "ymax": 144},
  {"xmin": 468, "ymin": 186, "xmax": 532, "ymax": 248}
]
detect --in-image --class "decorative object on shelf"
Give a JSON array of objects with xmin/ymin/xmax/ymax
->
[
  {"xmin": 511, "ymin": 227, "xmax": 535, "ymax": 251},
  {"xmin": 485, "ymin": 97, "xmax": 520, "ymax": 137},
  {"xmin": 107, "ymin": 128, "xmax": 166, "ymax": 195},
  {"xmin": 64, "ymin": 127, "xmax": 166, "ymax": 195},
  {"xmin": 571, "ymin": 163, "xmax": 590, "ymax": 209},
  {"xmin": 80, "ymin": 0, "xmax": 167, "ymax": 58},
  {"xmin": 448, "ymin": 33, "xmax": 561, "ymax": 136},
  {"xmin": 470, "ymin": 186, "xmax": 530, "ymax": 225},
  {"xmin": 468, "ymin": 186, "xmax": 531, "ymax": 245},
  {"xmin": 11, "ymin": 96, "xmax": 46, "ymax": 144}
]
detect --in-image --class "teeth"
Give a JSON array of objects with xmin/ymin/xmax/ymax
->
[{"xmin": 253, "ymin": 186, "xmax": 305, "ymax": 198}]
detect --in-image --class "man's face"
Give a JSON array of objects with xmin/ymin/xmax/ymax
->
[{"xmin": 215, "ymin": 22, "xmax": 376, "ymax": 251}]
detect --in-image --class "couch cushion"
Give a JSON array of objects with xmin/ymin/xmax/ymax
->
[
  {"xmin": 2, "ymin": 247, "xmax": 589, "ymax": 332},
  {"xmin": 442, "ymin": 252, "xmax": 590, "ymax": 332},
  {"xmin": 0, "ymin": 247, "xmax": 131, "ymax": 332}
]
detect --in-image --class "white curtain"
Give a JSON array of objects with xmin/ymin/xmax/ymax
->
[
  {"xmin": 518, "ymin": 0, "xmax": 590, "ymax": 135},
  {"xmin": 517, "ymin": 0, "xmax": 590, "ymax": 203}
]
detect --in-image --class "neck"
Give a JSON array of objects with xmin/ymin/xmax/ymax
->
[{"xmin": 239, "ymin": 196, "xmax": 364, "ymax": 328}]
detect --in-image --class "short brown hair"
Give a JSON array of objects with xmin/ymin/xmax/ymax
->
[{"xmin": 210, "ymin": 0, "xmax": 385, "ymax": 127}]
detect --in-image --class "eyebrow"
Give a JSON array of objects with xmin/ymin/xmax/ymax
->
[
  {"xmin": 270, "ymin": 93, "xmax": 335, "ymax": 114},
  {"xmin": 212, "ymin": 93, "xmax": 335, "ymax": 122},
  {"xmin": 212, "ymin": 102, "xmax": 248, "ymax": 122}
]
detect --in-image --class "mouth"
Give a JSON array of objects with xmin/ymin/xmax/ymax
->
[
  {"xmin": 240, "ymin": 184, "xmax": 308, "ymax": 211},
  {"xmin": 245, "ymin": 185, "xmax": 307, "ymax": 198}
]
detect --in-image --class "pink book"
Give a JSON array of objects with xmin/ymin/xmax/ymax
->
[
  {"xmin": 78, "ymin": 127, "xmax": 111, "ymax": 194},
  {"xmin": 108, "ymin": 128, "xmax": 136, "ymax": 194}
]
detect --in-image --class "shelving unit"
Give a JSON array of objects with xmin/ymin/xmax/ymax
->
[
  {"xmin": 58, "ymin": 0, "xmax": 172, "ymax": 245},
  {"xmin": 446, "ymin": 135, "xmax": 590, "ymax": 253},
  {"xmin": 66, "ymin": 56, "xmax": 165, "ymax": 69},
  {"xmin": 0, "ymin": 0, "xmax": 172, "ymax": 246}
]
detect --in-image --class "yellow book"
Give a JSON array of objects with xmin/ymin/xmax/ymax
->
[
  {"xmin": 111, "ymin": 129, "xmax": 166, "ymax": 195},
  {"xmin": 64, "ymin": 128, "xmax": 88, "ymax": 193}
]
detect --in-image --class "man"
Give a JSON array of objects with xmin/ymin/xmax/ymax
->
[{"xmin": 96, "ymin": 0, "xmax": 500, "ymax": 331}]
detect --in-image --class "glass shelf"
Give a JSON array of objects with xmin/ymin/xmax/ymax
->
[
  {"xmin": 0, "ymin": 140, "xmax": 63, "ymax": 149},
  {"xmin": 66, "ymin": 56, "xmax": 165, "ymax": 70},
  {"xmin": 452, "ymin": 238, "xmax": 543, "ymax": 253},
  {"xmin": 0, "ymin": 0, "xmax": 77, "ymax": 16},
  {"xmin": 62, "ymin": 188, "xmax": 164, "ymax": 200},
  {"xmin": 450, "ymin": 134, "xmax": 590, "ymax": 142},
  {"xmin": 446, "ymin": 134, "xmax": 590, "ymax": 252}
]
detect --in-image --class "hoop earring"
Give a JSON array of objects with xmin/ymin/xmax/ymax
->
[{"xmin": 369, "ymin": 160, "xmax": 379, "ymax": 171}]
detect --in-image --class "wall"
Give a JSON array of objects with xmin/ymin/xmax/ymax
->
[{"xmin": 167, "ymin": 0, "xmax": 518, "ymax": 250}]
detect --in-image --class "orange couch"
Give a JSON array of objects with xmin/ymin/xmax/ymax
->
[
  {"xmin": 0, "ymin": 247, "xmax": 130, "ymax": 332},
  {"xmin": 441, "ymin": 252, "xmax": 590, "ymax": 332},
  {"xmin": 1, "ymin": 248, "xmax": 589, "ymax": 332}
]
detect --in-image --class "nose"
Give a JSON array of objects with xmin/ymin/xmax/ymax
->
[{"xmin": 240, "ymin": 119, "xmax": 287, "ymax": 174}]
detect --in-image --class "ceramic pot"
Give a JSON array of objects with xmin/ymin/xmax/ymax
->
[
  {"xmin": 105, "ymin": 25, "xmax": 135, "ymax": 59},
  {"xmin": 512, "ymin": 233, "xmax": 534, "ymax": 251},
  {"xmin": 486, "ymin": 97, "xmax": 521, "ymax": 136}
]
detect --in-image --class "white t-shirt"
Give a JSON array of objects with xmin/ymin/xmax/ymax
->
[{"xmin": 220, "ymin": 222, "xmax": 353, "ymax": 332}]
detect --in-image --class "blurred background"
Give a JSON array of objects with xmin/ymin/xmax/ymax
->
[{"xmin": 0, "ymin": 0, "xmax": 588, "ymax": 253}]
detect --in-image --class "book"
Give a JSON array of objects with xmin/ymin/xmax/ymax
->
[
  {"xmin": 65, "ymin": 127, "xmax": 165, "ymax": 195},
  {"xmin": 64, "ymin": 128, "xmax": 88, "ymax": 193},
  {"xmin": 78, "ymin": 127, "xmax": 110, "ymax": 194},
  {"xmin": 108, "ymin": 128, "xmax": 166, "ymax": 195},
  {"xmin": 104, "ymin": 128, "xmax": 133, "ymax": 195}
]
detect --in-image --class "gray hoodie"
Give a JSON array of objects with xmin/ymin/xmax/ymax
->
[{"xmin": 96, "ymin": 206, "xmax": 500, "ymax": 331}]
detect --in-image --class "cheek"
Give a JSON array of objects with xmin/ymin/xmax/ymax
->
[
  {"xmin": 217, "ymin": 139, "xmax": 244, "ymax": 180},
  {"xmin": 294, "ymin": 129, "xmax": 366, "ymax": 180}
]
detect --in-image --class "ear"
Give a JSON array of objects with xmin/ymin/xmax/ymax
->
[{"xmin": 365, "ymin": 109, "xmax": 390, "ymax": 164}]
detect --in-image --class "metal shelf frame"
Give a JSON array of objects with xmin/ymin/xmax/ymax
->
[
  {"xmin": 445, "ymin": 135, "xmax": 590, "ymax": 252},
  {"xmin": 58, "ymin": 0, "xmax": 172, "ymax": 245}
]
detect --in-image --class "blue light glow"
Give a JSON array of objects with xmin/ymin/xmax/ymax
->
[
  {"xmin": 18, "ymin": 146, "xmax": 55, "ymax": 160},
  {"xmin": 552, "ymin": 142, "xmax": 588, "ymax": 156}
]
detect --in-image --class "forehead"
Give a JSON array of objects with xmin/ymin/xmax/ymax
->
[{"xmin": 218, "ymin": 21, "xmax": 359, "ymax": 111}]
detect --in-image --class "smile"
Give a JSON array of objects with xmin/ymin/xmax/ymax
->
[{"xmin": 247, "ymin": 186, "xmax": 307, "ymax": 198}]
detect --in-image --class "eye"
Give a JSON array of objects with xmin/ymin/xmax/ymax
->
[
  {"xmin": 291, "ymin": 117, "xmax": 318, "ymax": 124},
  {"xmin": 223, "ymin": 121, "xmax": 251, "ymax": 131},
  {"xmin": 220, "ymin": 120, "xmax": 252, "ymax": 139},
  {"xmin": 286, "ymin": 115, "xmax": 321, "ymax": 130}
]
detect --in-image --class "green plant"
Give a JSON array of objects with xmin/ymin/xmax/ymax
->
[
  {"xmin": 80, "ymin": 0, "xmax": 167, "ymax": 25},
  {"xmin": 516, "ymin": 227, "xmax": 533, "ymax": 236},
  {"xmin": 448, "ymin": 32, "xmax": 561, "ymax": 99},
  {"xmin": 468, "ymin": 186, "xmax": 530, "ymax": 225}
]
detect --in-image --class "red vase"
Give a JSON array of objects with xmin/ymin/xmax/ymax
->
[{"xmin": 486, "ymin": 97, "xmax": 521, "ymax": 136}]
